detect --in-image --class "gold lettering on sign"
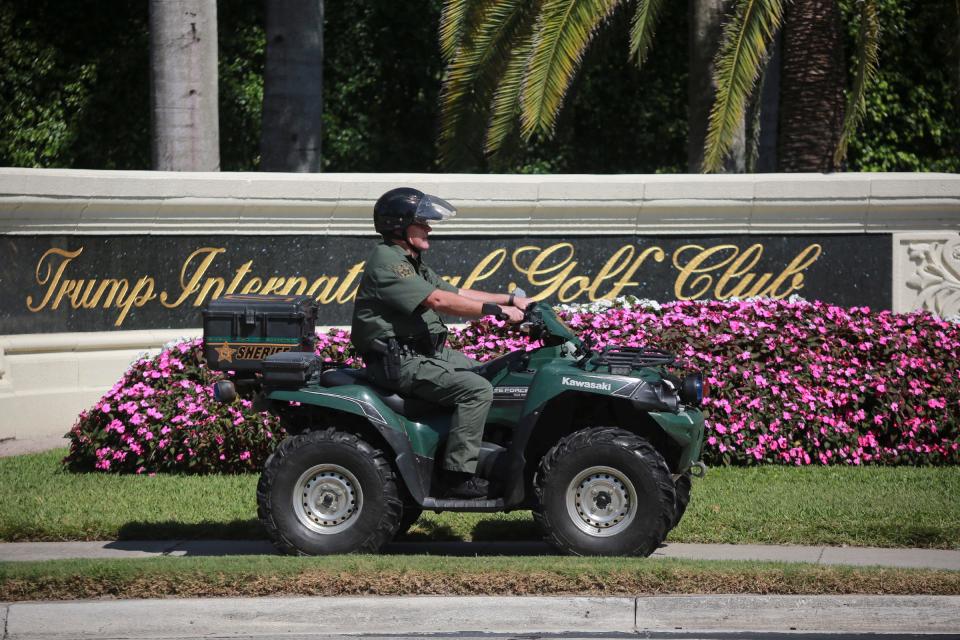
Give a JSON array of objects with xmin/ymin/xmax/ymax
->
[
  {"xmin": 715, "ymin": 244, "xmax": 768, "ymax": 298},
  {"xmin": 280, "ymin": 277, "xmax": 309, "ymax": 295},
  {"xmin": 27, "ymin": 248, "xmax": 83, "ymax": 312},
  {"xmin": 335, "ymin": 263, "xmax": 365, "ymax": 304},
  {"xmin": 512, "ymin": 243, "xmax": 666, "ymax": 302},
  {"xmin": 241, "ymin": 277, "xmax": 264, "ymax": 294},
  {"xmin": 513, "ymin": 243, "xmax": 579, "ymax": 301},
  {"xmin": 588, "ymin": 245, "xmax": 665, "ymax": 301},
  {"xmin": 23, "ymin": 240, "xmax": 826, "ymax": 327},
  {"xmin": 26, "ymin": 247, "xmax": 157, "ymax": 326},
  {"xmin": 673, "ymin": 243, "xmax": 823, "ymax": 300},
  {"xmin": 160, "ymin": 247, "xmax": 225, "ymax": 308},
  {"xmin": 306, "ymin": 276, "xmax": 338, "ymax": 302},
  {"xmin": 462, "ymin": 249, "xmax": 507, "ymax": 290},
  {"xmin": 768, "ymin": 244, "xmax": 823, "ymax": 297},
  {"xmin": 226, "ymin": 261, "xmax": 254, "ymax": 294}
]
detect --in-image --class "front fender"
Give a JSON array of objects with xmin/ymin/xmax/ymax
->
[{"xmin": 648, "ymin": 408, "xmax": 706, "ymax": 472}]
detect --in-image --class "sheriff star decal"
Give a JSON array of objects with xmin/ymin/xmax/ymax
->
[
  {"xmin": 215, "ymin": 343, "xmax": 236, "ymax": 363},
  {"xmin": 393, "ymin": 262, "xmax": 415, "ymax": 278}
]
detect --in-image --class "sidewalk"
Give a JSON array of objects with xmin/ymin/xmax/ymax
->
[
  {"xmin": 2, "ymin": 538, "xmax": 959, "ymax": 569},
  {"xmin": 0, "ymin": 435, "xmax": 70, "ymax": 458}
]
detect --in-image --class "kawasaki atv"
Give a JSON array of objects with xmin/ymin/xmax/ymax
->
[{"xmin": 206, "ymin": 296, "xmax": 707, "ymax": 556}]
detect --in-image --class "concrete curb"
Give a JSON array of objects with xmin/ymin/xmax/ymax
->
[
  {"xmin": 2, "ymin": 539, "xmax": 960, "ymax": 570},
  {"xmin": 2, "ymin": 595, "xmax": 959, "ymax": 638}
]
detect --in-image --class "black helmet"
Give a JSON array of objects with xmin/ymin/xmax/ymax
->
[{"xmin": 373, "ymin": 187, "xmax": 457, "ymax": 235}]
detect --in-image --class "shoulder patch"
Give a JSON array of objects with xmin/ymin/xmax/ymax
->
[{"xmin": 392, "ymin": 262, "xmax": 415, "ymax": 278}]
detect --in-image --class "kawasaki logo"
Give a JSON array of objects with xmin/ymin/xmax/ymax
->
[{"xmin": 561, "ymin": 376, "xmax": 612, "ymax": 392}]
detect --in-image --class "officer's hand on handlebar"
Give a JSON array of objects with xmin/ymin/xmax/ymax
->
[
  {"xmin": 511, "ymin": 295, "xmax": 534, "ymax": 311},
  {"xmin": 502, "ymin": 306, "xmax": 525, "ymax": 323}
]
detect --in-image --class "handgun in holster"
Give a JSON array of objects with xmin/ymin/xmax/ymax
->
[{"xmin": 370, "ymin": 337, "xmax": 402, "ymax": 382}]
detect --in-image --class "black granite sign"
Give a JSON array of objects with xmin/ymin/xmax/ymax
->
[{"xmin": 0, "ymin": 234, "xmax": 892, "ymax": 333}]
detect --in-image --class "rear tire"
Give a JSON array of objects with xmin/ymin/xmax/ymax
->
[
  {"xmin": 533, "ymin": 427, "xmax": 675, "ymax": 556},
  {"xmin": 257, "ymin": 428, "xmax": 402, "ymax": 555}
]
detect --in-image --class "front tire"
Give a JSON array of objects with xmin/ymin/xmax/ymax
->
[
  {"xmin": 257, "ymin": 428, "xmax": 402, "ymax": 555},
  {"xmin": 670, "ymin": 472, "xmax": 692, "ymax": 530},
  {"xmin": 533, "ymin": 427, "xmax": 675, "ymax": 556}
]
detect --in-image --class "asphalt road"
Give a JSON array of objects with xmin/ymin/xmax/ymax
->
[{"xmin": 16, "ymin": 636, "xmax": 950, "ymax": 640}]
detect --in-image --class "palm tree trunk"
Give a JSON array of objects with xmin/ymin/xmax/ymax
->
[
  {"xmin": 754, "ymin": 30, "xmax": 781, "ymax": 172},
  {"xmin": 149, "ymin": 0, "xmax": 220, "ymax": 171},
  {"xmin": 688, "ymin": 0, "xmax": 745, "ymax": 173},
  {"xmin": 777, "ymin": 0, "xmax": 845, "ymax": 172},
  {"xmin": 260, "ymin": 0, "xmax": 324, "ymax": 172}
]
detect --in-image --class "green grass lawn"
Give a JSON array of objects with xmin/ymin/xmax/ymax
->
[{"xmin": 2, "ymin": 449, "xmax": 959, "ymax": 548}]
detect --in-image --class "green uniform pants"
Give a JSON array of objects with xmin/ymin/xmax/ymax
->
[{"xmin": 368, "ymin": 347, "xmax": 492, "ymax": 474}]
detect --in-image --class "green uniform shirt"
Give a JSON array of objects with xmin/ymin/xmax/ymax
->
[{"xmin": 351, "ymin": 241, "xmax": 458, "ymax": 353}]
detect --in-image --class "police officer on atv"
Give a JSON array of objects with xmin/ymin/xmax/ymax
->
[{"xmin": 351, "ymin": 187, "xmax": 530, "ymax": 499}]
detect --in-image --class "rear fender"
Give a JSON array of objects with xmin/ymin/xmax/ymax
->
[
  {"xmin": 270, "ymin": 386, "xmax": 399, "ymax": 431},
  {"xmin": 267, "ymin": 385, "xmax": 430, "ymax": 503}
]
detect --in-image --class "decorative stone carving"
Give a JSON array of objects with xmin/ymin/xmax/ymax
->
[{"xmin": 904, "ymin": 235, "xmax": 960, "ymax": 318}]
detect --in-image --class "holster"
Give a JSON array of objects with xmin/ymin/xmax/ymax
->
[
  {"xmin": 417, "ymin": 331, "xmax": 446, "ymax": 356},
  {"xmin": 369, "ymin": 332, "xmax": 447, "ymax": 382},
  {"xmin": 370, "ymin": 338, "xmax": 402, "ymax": 382}
]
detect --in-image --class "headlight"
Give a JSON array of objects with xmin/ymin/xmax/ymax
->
[{"xmin": 679, "ymin": 373, "xmax": 703, "ymax": 407}]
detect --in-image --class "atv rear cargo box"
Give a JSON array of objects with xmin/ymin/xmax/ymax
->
[
  {"xmin": 262, "ymin": 351, "xmax": 322, "ymax": 387},
  {"xmin": 202, "ymin": 294, "xmax": 318, "ymax": 373}
]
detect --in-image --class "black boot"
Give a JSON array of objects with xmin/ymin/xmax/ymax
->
[{"xmin": 442, "ymin": 470, "xmax": 490, "ymax": 499}]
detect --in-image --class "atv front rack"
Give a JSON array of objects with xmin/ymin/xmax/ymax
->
[{"xmin": 590, "ymin": 346, "xmax": 675, "ymax": 374}]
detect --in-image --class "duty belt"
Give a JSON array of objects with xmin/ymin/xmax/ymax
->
[{"xmin": 369, "ymin": 332, "xmax": 446, "ymax": 358}]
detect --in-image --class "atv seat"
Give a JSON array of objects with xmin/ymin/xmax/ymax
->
[{"xmin": 320, "ymin": 367, "xmax": 447, "ymax": 420}]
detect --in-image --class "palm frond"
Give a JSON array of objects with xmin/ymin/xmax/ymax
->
[
  {"xmin": 703, "ymin": 0, "xmax": 784, "ymax": 173},
  {"xmin": 519, "ymin": 0, "xmax": 621, "ymax": 140},
  {"xmin": 440, "ymin": 0, "xmax": 493, "ymax": 62},
  {"xmin": 439, "ymin": 0, "xmax": 469, "ymax": 61},
  {"xmin": 485, "ymin": 34, "xmax": 534, "ymax": 156},
  {"xmin": 438, "ymin": 0, "xmax": 538, "ymax": 168},
  {"xmin": 629, "ymin": 0, "xmax": 667, "ymax": 67},
  {"xmin": 834, "ymin": 0, "xmax": 880, "ymax": 167}
]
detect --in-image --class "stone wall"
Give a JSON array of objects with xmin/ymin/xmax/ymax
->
[{"xmin": 1, "ymin": 169, "xmax": 958, "ymax": 439}]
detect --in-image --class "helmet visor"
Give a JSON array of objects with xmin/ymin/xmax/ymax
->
[{"xmin": 413, "ymin": 194, "xmax": 457, "ymax": 225}]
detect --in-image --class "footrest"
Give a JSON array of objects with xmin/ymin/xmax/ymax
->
[{"xmin": 421, "ymin": 497, "xmax": 506, "ymax": 512}]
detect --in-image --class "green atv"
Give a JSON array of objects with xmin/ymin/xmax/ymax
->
[{"xmin": 208, "ymin": 299, "xmax": 707, "ymax": 557}]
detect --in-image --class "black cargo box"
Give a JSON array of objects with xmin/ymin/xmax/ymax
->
[
  {"xmin": 202, "ymin": 294, "xmax": 318, "ymax": 373},
  {"xmin": 262, "ymin": 351, "xmax": 322, "ymax": 387}
]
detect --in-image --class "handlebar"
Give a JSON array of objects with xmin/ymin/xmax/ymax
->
[{"xmin": 494, "ymin": 287, "xmax": 531, "ymax": 323}]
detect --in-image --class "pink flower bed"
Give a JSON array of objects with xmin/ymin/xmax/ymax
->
[
  {"xmin": 66, "ymin": 339, "xmax": 282, "ymax": 474},
  {"xmin": 453, "ymin": 298, "xmax": 959, "ymax": 466},
  {"xmin": 67, "ymin": 300, "xmax": 959, "ymax": 473}
]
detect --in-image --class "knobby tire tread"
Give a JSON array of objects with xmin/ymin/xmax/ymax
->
[
  {"xmin": 533, "ymin": 426, "xmax": 675, "ymax": 556},
  {"xmin": 257, "ymin": 427, "xmax": 402, "ymax": 555},
  {"xmin": 671, "ymin": 472, "xmax": 692, "ymax": 530}
]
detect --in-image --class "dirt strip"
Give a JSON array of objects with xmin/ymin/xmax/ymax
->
[{"xmin": 3, "ymin": 567, "xmax": 959, "ymax": 601}]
